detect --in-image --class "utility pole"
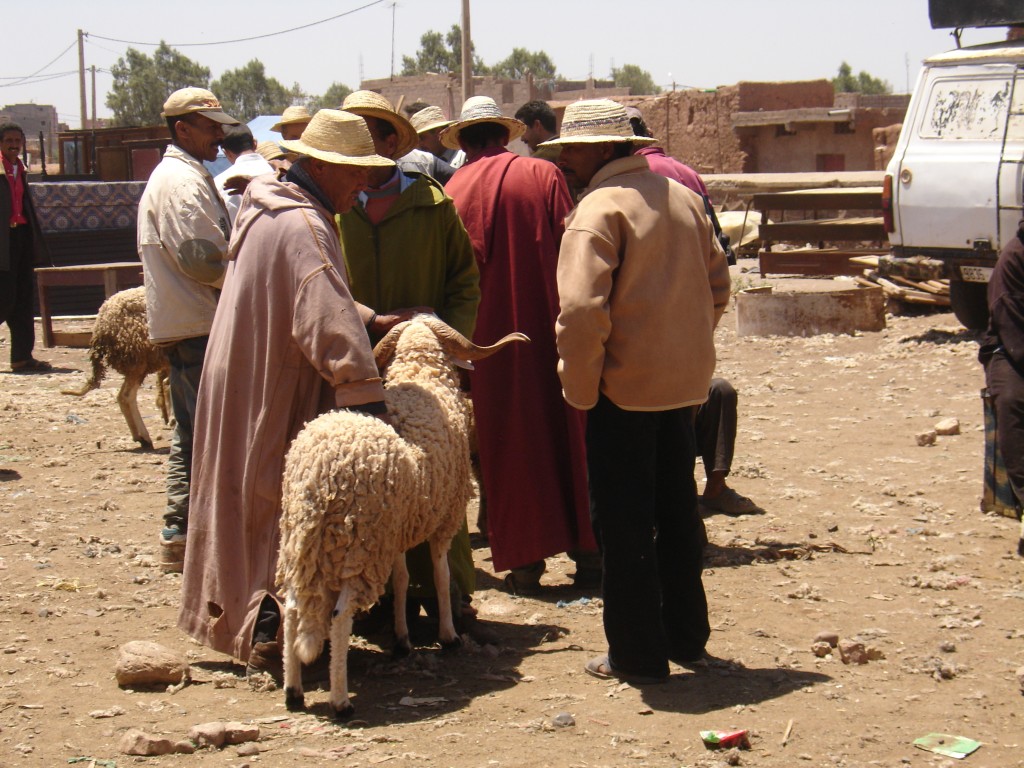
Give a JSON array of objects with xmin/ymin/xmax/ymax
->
[
  {"xmin": 78, "ymin": 29, "xmax": 88, "ymax": 130},
  {"xmin": 460, "ymin": 0, "xmax": 472, "ymax": 104},
  {"xmin": 90, "ymin": 65, "xmax": 97, "ymax": 129}
]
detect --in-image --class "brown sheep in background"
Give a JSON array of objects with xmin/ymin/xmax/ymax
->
[{"xmin": 61, "ymin": 286, "xmax": 170, "ymax": 450}]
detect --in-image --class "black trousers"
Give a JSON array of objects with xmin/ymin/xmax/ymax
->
[
  {"xmin": 0, "ymin": 226, "xmax": 37, "ymax": 365},
  {"xmin": 987, "ymin": 351, "xmax": 1024, "ymax": 510},
  {"xmin": 586, "ymin": 394, "xmax": 710, "ymax": 678},
  {"xmin": 695, "ymin": 378, "xmax": 738, "ymax": 476}
]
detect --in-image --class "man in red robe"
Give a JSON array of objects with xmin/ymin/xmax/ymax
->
[{"xmin": 441, "ymin": 97, "xmax": 598, "ymax": 594}]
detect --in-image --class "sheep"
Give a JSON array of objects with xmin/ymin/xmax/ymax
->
[
  {"xmin": 61, "ymin": 286, "xmax": 170, "ymax": 450},
  {"xmin": 276, "ymin": 315, "xmax": 527, "ymax": 720}
]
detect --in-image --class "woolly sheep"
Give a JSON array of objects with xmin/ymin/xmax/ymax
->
[
  {"xmin": 276, "ymin": 315, "xmax": 527, "ymax": 720},
  {"xmin": 61, "ymin": 286, "xmax": 170, "ymax": 449}
]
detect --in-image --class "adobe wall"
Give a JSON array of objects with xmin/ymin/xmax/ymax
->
[{"xmin": 736, "ymin": 80, "xmax": 834, "ymax": 111}]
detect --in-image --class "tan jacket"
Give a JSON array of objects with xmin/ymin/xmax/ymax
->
[{"xmin": 556, "ymin": 156, "xmax": 730, "ymax": 411}]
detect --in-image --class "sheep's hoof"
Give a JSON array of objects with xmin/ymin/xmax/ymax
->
[
  {"xmin": 284, "ymin": 688, "xmax": 305, "ymax": 711},
  {"xmin": 138, "ymin": 438, "xmax": 154, "ymax": 450},
  {"xmin": 333, "ymin": 701, "xmax": 356, "ymax": 721},
  {"xmin": 392, "ymin": 638, "xmax": 412, "ymax": 659},
  {"xmin": 439, "ymin": 635, "xmax": 462, "ymax": 653}
]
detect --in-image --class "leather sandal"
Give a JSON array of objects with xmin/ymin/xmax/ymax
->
[{"xmin": 584, "ymin": 654, "xmax": 667, "ymax": 685}]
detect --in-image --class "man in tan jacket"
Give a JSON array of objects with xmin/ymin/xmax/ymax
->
[{"xmin": 549, "ymin": 99, "xmax": 730, "ymax": 685}]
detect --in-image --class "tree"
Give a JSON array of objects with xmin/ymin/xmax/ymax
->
[
  {"xmin": 400, "ymin": 24, "xmax": 487, "ymax": 76},
  {"xmin": 832, "ymin": 61, "xmax": 891, "ymax": 95},
  {"xmin": 212, "ymin": 60, "xmax": 293, "ymax": 123},
  {"xmin": 491, "ymin": 48, "xmax": 557, "ymax": 80},
  {"xmin": 308, "ymin": 81, "xmax": 354, "ymax": 111},
  {"xmin": 612, "ymin": 64, "xmax": 661, "ymax": 96},
  {"xmin": 106, "ymin": 42, "xmax": 210, "ymax": 126}
]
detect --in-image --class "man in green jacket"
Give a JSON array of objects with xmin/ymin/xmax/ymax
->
[{"xmin": 337, "ymin": 91, "xmax": 486, "ymax": 641}]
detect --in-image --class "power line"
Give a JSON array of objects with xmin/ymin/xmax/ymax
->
[
  {"xmin": 88, "ymin": 0, "xmax": 387, "ymax": 48},
  {"xmin": 0, "ymin": 71, "xmax": 79, "ymax": 89},
  {"xmin": 0, "ymin": 39, "xmax": 77, "ymax": 86}
]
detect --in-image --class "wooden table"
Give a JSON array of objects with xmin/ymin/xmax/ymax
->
[
  {"xmin": 36, "ymin": 262, "xmax": 144, "ymax": 347},
  {"xmin": 754, "ymin": 187, "xmax": 887, "ymax": 277}
]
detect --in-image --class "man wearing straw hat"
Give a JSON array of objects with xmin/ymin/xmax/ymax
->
[
  {"xmin": 441, "ymin": 96, "xmax": 598, "ymax": 595},
  {"xmin": 409, "ymin": 104, "xmax": 465, "ymax": 169},
  {"xmin": 178, "ymin": 109, "xmax": 392, "ymax": 678},
  {"xmin": 137, "ymin": 86, "xmax": 239, "ymax": 573},
  {"xmin": 270, "ymin": 104, "xmax": 313, "ymax": 141},
  {"xmin": 398, "ymin": 105, "xmax": 459, "ymax": 184},
  {"xmin": 337, "ymin": 90, "xmax": 486, "ymax": 642},
  {"xmin": 547, "ymin": 98, "xmax": 730, "ymax": 684}
]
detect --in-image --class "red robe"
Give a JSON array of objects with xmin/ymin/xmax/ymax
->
[{"xmin": 446, "ymin": 147, "xmax": 596, "ymax": 571}]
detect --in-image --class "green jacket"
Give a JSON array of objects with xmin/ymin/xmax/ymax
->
[{"xmin": 339, "ymin": 172, "xmax": 480, "ymax": 340}]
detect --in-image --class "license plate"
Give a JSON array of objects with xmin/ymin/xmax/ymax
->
[{"xmin": 961, "ymin": 266, "xmax": 993, "ymax": 283}]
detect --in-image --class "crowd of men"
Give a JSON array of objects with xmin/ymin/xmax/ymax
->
[{"xmin": 6, "ymin": 84, "xmax": 862, "ymax": 687}]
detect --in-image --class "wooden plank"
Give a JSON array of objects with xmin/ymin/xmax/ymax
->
[
  {"xmin": 752, "ymin": 187, "xmax": 882, "ymax": 211},
  {"xmin": 758, "ymin": 249, "xmax": 867, "ymax": 277},
  {"xmin": 760, "ymin": 217, "xmax": 886, "ymax": 243}
]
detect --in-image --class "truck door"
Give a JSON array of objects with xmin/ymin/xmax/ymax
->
[{"xmin": 892, "ymin": 65, "xmax": 1018, "ymax": 255}]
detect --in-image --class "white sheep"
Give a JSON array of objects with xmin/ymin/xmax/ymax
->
[
  {"xmin": 61, "ymin": 286, "xmax": 170, "ymax": 449},
  {"xmin": 276, "ymin": 315, "xmax": 527, "ymax": 720}
]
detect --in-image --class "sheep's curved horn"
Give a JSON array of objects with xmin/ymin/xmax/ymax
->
[
  {"xmin": 372, "ymin": 320, "xmax": 412, "ymax": 371},
  {"xmin": 418, "ymin": 315, "xmax": 529, "ymax": 361}
]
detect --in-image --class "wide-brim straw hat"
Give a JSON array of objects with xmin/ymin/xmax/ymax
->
[
  {"xmin": 539, "ymin": 99, "xmax": 656, "ymax": 147},
  {"xmin": 279, "ymin": 109, "xmax": 395, "ymax": 167},
  {"xmin": 340, "ymin": 91, "xmax": 419, "ymax": 159},
  {"xmin": 440, "ymin": 96, "xmax": 526, "ymax": 150},
  {"xmin": 255, "ymin": 140, "xmax": 286, "ymax": 162},
  {"xmin": 410, "ymin": 105, "xmax": 454, "ymax": 134},
  {"xmin": 271, "ymin": 105, "xmax": 313, "ymax": 134}
]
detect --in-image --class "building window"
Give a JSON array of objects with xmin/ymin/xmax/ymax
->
[
  {"xmin": 775, "ymin": 124, "xmax": 796, "ymax": 137},
  {"xmin": 816, "ymin": 153, "xmax": 846, "ymax": 172},
  {"xmin": 834, "ymin": 122, "xmax": 854, "ymax": 134}
]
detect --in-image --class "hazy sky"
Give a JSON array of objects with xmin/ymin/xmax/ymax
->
[{"xmin": 0, "ymin": 0, "xmax": 1011, "ymax": 127}]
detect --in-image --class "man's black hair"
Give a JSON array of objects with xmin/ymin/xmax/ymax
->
[
  {"xmin": 458, "ymin": 122, "xmax": 510, "ymax": 150},
  {"xmin": 404, "ymin": 100, "xmax": 431, "ymax": 118},
  {"xmin": 0, "ymin": 122, "xmax": 26, "ymax": 141},
  {"xmin": 514, "ymin": 100, "xmax": 556, "ymax": 132},
  {"xmin": 221, "ymin": 125, "xmax": 255, "ymax": 155}
]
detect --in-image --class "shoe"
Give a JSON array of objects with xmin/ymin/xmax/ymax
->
[
  {"xmin": 246, "ymin": 640, "xmax": 283, "ymax": 682},
  {"xmin": 570, "ymin": 568, "xmax": 602, "ymax": 590},
  {"xmin": 160, "ymin": 525, "xmax": 186, "ymax": 574},
  {"xmin": 11, "ymin": 358, "xmax": 52, "ymax": 374},
  {"xmin": 455, "ymin": 612, "xmax": 501, "ymax": 646},
  {"xmin": 700, "ymin": 487, "xmax": 763, "ymax": 516},
  {"xmin": 502, "ymin": 572, "xmax": 543, "ymax": 596},
  {"xmin": 584, "ymin": 654, "xmax": 667, "ymax": 685}
]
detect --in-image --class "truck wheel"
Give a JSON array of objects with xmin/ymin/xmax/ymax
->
[{"xmin": 949, "ymin": 281, "xmax": 990, "ymax": 330}]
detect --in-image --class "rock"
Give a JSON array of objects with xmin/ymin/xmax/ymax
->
[
  {"xmin": 1015, "ymin": 665, "xmax": 1024, "ymax": 693},
  {"xmin": 189, "ymin": 721, "xmax": 226, "ymax": 749},
  {"xmin": 865, "ymin": 646, "xmax": 885, "ymax": 661},
  {"xmin": 236, "ymin": 742, "xmax": 260, "ymax": 757},
  {"xmin": 724, "ymin": 747, "xmax": 743, "ymax": 765},
  {"xmin": 838, "ymin": 639, "xmax": 868, "ymax": 665},
  {"xmin": 224, "ymin": 722, "xmax": 260, "ymax": 745},
  {"xmin": 814, "ymin": 631, "xmax": 839, "ymax": 647},
  {"xmin": 551, "ymin": 712, "xmax": 575, "ymax": 728},
  {"xmin": 119, "ymin": 728, "xmax": 176, "ymax": 756},
  {"xmin": 915, "ymin": 430, "xmax": 937, "ymax": 447},
  {"xmin": 934, "ymin": 418, "xmax": 960, "ymax": 436},
  {"xmin": 174, "ymin": 740, "xmax": 196, "ymax": 754},
  {"xmin": 811, "ymin": 641, "xmax": 832, "ymax": 658},
  {"xmin": 115, "ymin": 641, "xmax": 189, "ymax": 687},
  {"xmin": 940, "ymin": 641, "xmax": 957, "ymax": 653}
]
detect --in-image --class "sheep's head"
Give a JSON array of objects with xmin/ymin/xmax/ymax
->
[{"xmin": 373, "ymin": 314, "xmax": 529, "ymax": 375}]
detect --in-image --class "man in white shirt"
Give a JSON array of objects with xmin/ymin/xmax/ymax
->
[{"xmin": 214, "ymin": 125, "xmax": 275, "ymax": 224}]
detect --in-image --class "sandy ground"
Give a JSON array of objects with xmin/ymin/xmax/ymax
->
[{"xmin": 1, "ymin": 290, "xmax": 1022, "ymax": 768}]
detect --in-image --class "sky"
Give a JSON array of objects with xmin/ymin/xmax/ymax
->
[{"xmin": 0, "ymin": 0, "xmax": 1013, "ymax": 128}]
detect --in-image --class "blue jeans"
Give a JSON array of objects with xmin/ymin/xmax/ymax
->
[
  {"xmin": 586, "ymin": 394, "xmax": 709, "ymax": 678},
  {"xmin": 164, "ymin": 335, "xmax": 208, "ymax": 532}
]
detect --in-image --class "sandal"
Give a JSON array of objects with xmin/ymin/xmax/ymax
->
[
  {"xmin": 11, "ymin": 358, "xmax": 53, "ymax": 373},
  {"xmin": 699, "ymin": 487, "xmax": 763, "ymax": 516},
  {"xmin": 584, "ymin": 654, "xmax": 667, "ymax": 685},
  {"xmin": 502, "ymin": 572, "xmax": 543, "ymax": 597}
]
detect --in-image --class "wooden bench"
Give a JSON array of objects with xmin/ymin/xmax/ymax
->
[
  {"xmin": 36, "ymin": 262, "xmax": 144, "ymax": 347},
  {"xmin": 754, "ymin": 187, "xmax": 887, "ymax": 277}
]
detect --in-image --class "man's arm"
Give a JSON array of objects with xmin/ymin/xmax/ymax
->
[
  {"xmin": 162, "ymin": 177, "xmax": 231, "ymax": 289},
  {"xmin": 441, "ymin": 202, "xmax": 481, "ymax": 338}
]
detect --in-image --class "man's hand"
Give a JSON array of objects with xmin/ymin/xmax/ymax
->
[
  {"xmin": 222, "ymin": 176, "xmax": 251, "ymax": 196},
  {"xmin": 369, "ymin": 306, "xmax": 436, "ymax": 336}
]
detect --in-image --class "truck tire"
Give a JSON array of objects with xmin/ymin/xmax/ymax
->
[{"xmin": 949, "ymin": 280, "xmax": 990, "ymax": 330}]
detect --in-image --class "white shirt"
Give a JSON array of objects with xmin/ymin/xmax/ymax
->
[{"xmin": 214, "ymin": 152, "xmax": 275, "ymax": 224}]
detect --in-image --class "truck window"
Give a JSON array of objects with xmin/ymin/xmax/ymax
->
[{"xmin": 920, "ymin": 76, "xmax": 1011, "ymax": 140}]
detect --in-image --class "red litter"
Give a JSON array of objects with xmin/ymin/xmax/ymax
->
[{"xmin": 700, "ymin": 729, "xmax": 751, "ymax": 749}]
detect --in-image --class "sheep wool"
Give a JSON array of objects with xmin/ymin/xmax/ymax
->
[{"xmin": 60, "ymin": 286, "xmax": 170, "ymax": 449}]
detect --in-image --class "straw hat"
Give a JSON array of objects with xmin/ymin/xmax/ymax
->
[
  {"xmin": 539, "ymin": 99, "xmax": 656, "ymax": 147},
  {"xmin": 439, "ymin": 96, "xmax": 526, "ymax": 150},
  {"xmin": 278, "ymin": 109, "xmax": 394, "ymax": 167},
  {"xmin": 270, "ymin": 105, "xmax": 313, "ymax": 134},
  {"xmin": 255, "ymin": 140, "xmax": 286, "ymax": 162},
  {"xmin": 340, "ymin": 91, "xmax": 419, "ymax": 159},
  {"xmin": 409, "ymin": 105, "xmax": 454, "ymax": 134},
  {"xmin": 161, "ymin": 87, "xmax": 239, "ymax": 125}
]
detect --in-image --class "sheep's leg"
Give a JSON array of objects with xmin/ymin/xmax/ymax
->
[
  {"xmin": 391, "ymin": 554, "xmax": 412, "ymax": 658},
  {"xmin": 429, "ymin": 538, "xmax": 461, "ymax": 650},
  {"xmin": 282, "ymin": 590, "xmax": 305, "ymax": 711},
  {"xmin": 117, "ymin": 374, "xmax": 153, "ymax": 449},
  {"xmin": 155, "ymin": 370, "xmax": 171, "ymax": 425},
  {"xmin": 329, "ymin": 585, "xmax": 356, "ymax": 720}
]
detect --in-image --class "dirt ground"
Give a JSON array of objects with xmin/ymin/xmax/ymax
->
[{"xmin": 1, "ymin": 284, "xmax": 1022, "ymax": 768}]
